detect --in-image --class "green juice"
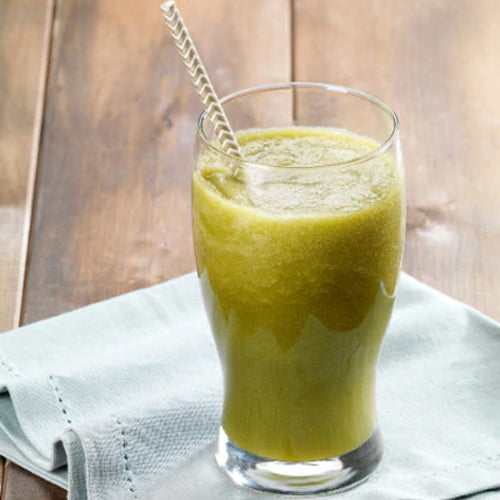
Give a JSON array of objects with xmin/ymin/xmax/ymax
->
[{"xmin": 193, "ymin": 127, "xmax": 404, "ymax": 461}]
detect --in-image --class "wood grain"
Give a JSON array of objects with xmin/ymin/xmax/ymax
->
[
  {"xmin": 294, "ymin": 0, "xmax": 500, "ymax": 319},
  {"xmin": 1, "ymin": 462, "xmax": 65, "ymax": 500},
  {"xmin": 0, "ymin": 0, "xmax": 54, "ymax": 495},
  {"xmin": 22, "ymin": 0, "xmax": 291, "ymax": 324},
  {"xmin": 0, "ymin": 0, "xmax": 54, "ymax": 332}
]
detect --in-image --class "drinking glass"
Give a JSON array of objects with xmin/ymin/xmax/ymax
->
[{"xmin": 192, "ymin": 82, "xmax": 405, "ymax": 494}]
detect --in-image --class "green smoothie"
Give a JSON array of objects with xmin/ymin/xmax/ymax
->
[{"xmin": 193, "ymin": 127, "xmax": 404, "ymax": 461}]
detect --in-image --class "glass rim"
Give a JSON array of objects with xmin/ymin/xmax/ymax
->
[{"xmin": 196, "ymin": 82, "xmax": 400, "ymax": 170}]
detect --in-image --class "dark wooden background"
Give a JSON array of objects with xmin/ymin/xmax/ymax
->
[{"xmin": 1, "ymin": 0, "xmax": 499, "ymax": 497}]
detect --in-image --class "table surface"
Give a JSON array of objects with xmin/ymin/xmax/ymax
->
[{"xmin": 1, "ymin": 0, "xmax": 499, "ymax": 497}]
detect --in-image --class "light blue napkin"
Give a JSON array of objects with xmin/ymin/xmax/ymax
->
[{"xmin": 0, "ymin": 272, "xmax": 498, "ymax": 500}]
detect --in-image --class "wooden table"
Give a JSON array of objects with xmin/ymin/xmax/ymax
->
[{"xmin": 1, "ymin": 0, "xmax": 499, "ymax": 497}]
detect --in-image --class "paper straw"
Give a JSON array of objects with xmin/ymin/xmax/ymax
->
[{"xmin": 160, "ymin": 1, "xmax": 242, "ymax": 158}]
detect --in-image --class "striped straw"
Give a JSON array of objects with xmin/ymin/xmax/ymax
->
[{"xmin": 160, "ymin": 1, "xmax": 242, "ymax": 158}]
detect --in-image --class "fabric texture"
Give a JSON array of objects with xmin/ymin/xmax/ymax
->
[{"xmin": 0, "ymin": 272, "xmax": 498, "ymax": 500}]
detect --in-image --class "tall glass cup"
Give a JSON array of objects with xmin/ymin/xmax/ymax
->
[{"xmin": 192, "ymin": 83, "xmax": 405, "ymax": 494}]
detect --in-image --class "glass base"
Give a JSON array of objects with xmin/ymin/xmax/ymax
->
[{"xmin": 215, "ymin": 427, "xmax": 383, "ymax": 495}]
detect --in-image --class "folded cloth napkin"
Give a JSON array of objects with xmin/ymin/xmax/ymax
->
[{"xmin": 0, "ymin": 272, "xmax": 498, "ymax": 500}]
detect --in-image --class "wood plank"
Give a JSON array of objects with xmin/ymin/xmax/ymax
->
[
  {"xmin": 22, "ymin": 0, "xmax": 291, "ymax": 324},
  {"xmin": 2, "ymin": 0, "xmax": 290, "ymax": 498},
  {"xmin": 0, "ymin": 458, "xmax": 3, "ymax": 499},
  {"xmin": 0, "ymin": 0, "xmax": 55, "ymax": 495},
  {"xmin": 0, "ymin": 0, "xmax": 54, "ymax": 331},
  {"xmin": 293, "ymin": 0, "xmax": 500, "ymax": 319},
  {"xmin": 1, "ymin": 463, "xmax": 65, "ymax": 500}
]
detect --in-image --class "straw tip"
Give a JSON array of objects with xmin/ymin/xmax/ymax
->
[{"xmin": 160, "ymin": 1, "xmax": 175, "ymax": 14}]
